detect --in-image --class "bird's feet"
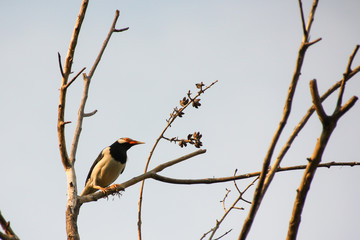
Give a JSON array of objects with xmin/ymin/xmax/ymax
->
[
  {"xmin": 99, "ymin": 185, "xmax": 120, "ymax": 197},
  {"xmin": 99, "ymin": 187, "xmax": 110, "ymax": 197},
  {"xmin": 109, "ymin": 184, "xmax": 120, "ymax": 191}
]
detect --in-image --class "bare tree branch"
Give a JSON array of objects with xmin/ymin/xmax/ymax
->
[
  {"xmin": 57, "ymin": 3, "xmax": 128, "ymax": 239},
  {"xmin": 114, "ymin": 27, "xmax": 129, "ymax": 32},
  {"xmin": 69, "ymin": 10, "xmax": 126, "ymax": 164},
  {"xmin": 63, "ymin": 67, "xmax": 86, "ymax": 90},
  {"xmin": 297, "ymin": 0, "xmax": 307, "ymax": 37},
  {"xmin": 238, "ymin": 1, "xmax": 320, "ymax": 239},
  {"xmin": 345, "ymin": 45, "xmax": 359, "ymax": 75},
  {"xmin": 202, "ymin": 177, "xmax": 259, "ymax": 240},
  {"xmin": 150, "ymin": 161, "xmax": 360, "ymax": 185},
  {"xmin": 303, "ymin": 0, "xmax": 319, "ymax": 43},
  {"xmin": 57, "ymin": 0, "xmax": 89, "ymax": 172},
  {"xmin": 83, "ymin": 109, "xmax": 98, "ymax": 117},
  {"xmin": 287, "ymin": 74, "xmax": 358, "ymax": 240},
  {"xmin": 262, "ymin": 44, "xmax": 360, "ymax": 198},
  {"xmin": 57, "ymin": 52, "xmax": 65, "ymax": 78},
  {"xmin": 310, "ymin": 79, "xmax": 328, "ymax": 123},
  {"xmin": 57, "ymin": 1, "xmax": 90, "ymax": 239}
]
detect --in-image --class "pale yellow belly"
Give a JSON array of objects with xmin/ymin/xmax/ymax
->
[{"xmin": 91, "ymin": 154, "xmax": 126, "ymax": 187}]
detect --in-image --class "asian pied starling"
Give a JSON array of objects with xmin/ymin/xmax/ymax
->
[{"xmin": 80, "ymin": 137, "xmax": 144, "ymax": 196}]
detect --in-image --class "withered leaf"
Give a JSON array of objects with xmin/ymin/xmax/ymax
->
[
  {"xmin": 192, "ymin": 98, "xmax": 201, "ymax": 108},
  {"xmin": 180, "ymin": 97, "xmax": 189, "ymax": 107},
  {"xmin": 196, "ymin": 82, "xmax": 205, "ymax": 89}
]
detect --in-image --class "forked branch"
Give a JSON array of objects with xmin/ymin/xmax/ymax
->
[
  {"xmin": 239, "ymin": 1, "xmax": 320, "ymax": 239},
  {"xmin": 287, "ymin": 78, "xmax": 357, "ymax": 239},
  {"xmin": 57, "ymin": 0, "xmax": 89, "ymax": 170},
  {"xmin": 57, "ymin": 3, "xmax": 128, "ymax": 239},
  {"xmin": 262, "ymin": 44, "xmax": 360, "ymax": 196}
]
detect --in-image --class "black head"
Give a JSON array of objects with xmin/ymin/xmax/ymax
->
[{"xmin": 109, "ymin": 138, "xmax": 144, "ymax": 163}]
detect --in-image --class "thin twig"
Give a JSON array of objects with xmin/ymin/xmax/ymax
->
[
  {"xmin": 337, "ymin": 96, "xmax": 358, "ymax": 118},
  {"xmin": 64, "ymin": 67, "xmax": 86, "ymax": 90},
  {"xmin": 114, "ymin": 27, "xmax": 129, "ymax": 32},
  {"xmin": 83, "ymin": 109, "xmax": 98, "ymax": 117},
  {"xmin": 204, "ymin": 177, "xmax": 259, "ymax": 240},
  {"xmin": 335, "ymin": 46, "xmax": 359, "ymax": 112},
  {"xmin": 307, "ymin": 37, "xmax": 322, "ymax": 47},
  {"xmin": 69, "ymin": 10, "xmax": 125, "ymax": 164},
  {"xmin": 297, "ymin": 0, "xmax": 307, "ymax": 37},
  {"xmin": 335, "ymin": 79, "xmax": 346, "ymax": 112},
  {"xmin": 221, "ymin": 189, "xmax": 231, "ymax": 212},
  {"xmin": 137, "ymin": 81, "xmax": 217, "ymax": 240},
  {"xmin": 345, "ymin": 45, "xmax": 359, "ymax": 74},
  {"xmin": 213, "ymin": 229, "xmax": 233, "ymax": 240},
  {"xmin": 310, "ymin": 79, "xmax": 328, "ymax": 123},
  {"xmin": 87, "ymin": 10, "xmax": 127, "ymax": 79},
  {"xmin": 233, "ymin": 169, "xmax": 242, "ymax": 194},
  {"xmin": 58, "ymin": 52, "xmax": 65, "ymax": 78},
  {"xmin": 303, "ymin": 0, "xmax": 319, "ymax": 43}
]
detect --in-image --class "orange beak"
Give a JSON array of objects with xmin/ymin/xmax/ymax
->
[{"xmin": 129, "ymin": 140, "xmax": 145, "ymax": 145}]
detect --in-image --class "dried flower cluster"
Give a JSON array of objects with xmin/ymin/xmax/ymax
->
[
  {"xmin": 167, "ymin": 132, "xmax": 203, "ymax": 148},
  {"xmin": 163, "ymin": 81, "xmax": 218, "ymax": 148}
]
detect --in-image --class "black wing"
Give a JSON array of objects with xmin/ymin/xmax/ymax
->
[{"xmin": 84, "ymin": 150, "xmax": 104, "ymax": 186}]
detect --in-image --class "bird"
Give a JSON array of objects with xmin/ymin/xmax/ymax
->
[{"xmin": 80, "ymin": 137, "xmax": 144, "ymax": 196}]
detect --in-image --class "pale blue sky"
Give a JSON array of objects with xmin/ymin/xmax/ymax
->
[{"xmin": 1, "ymin": 1, "xmax": 360, "ymax": 239}]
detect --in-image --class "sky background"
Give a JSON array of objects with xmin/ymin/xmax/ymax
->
[{"xmin": 1, "ymin": 0, "xmax": 360, "ymax": 239}]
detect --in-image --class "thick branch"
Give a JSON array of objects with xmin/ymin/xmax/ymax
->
[
  {"xmin": 287, "ymin": 127, "xmax": 334, "ymax": 240},
  {"xmin": 287, "ymin": 65, "xmax": 357, "ymax": 240},
  {"xmin": 57, "ymin": 1, "xmax": 89, "ymax": 238},
  {"xmin": 57, "ymin": 0, "xmax": 89, "ymax": 170}
]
